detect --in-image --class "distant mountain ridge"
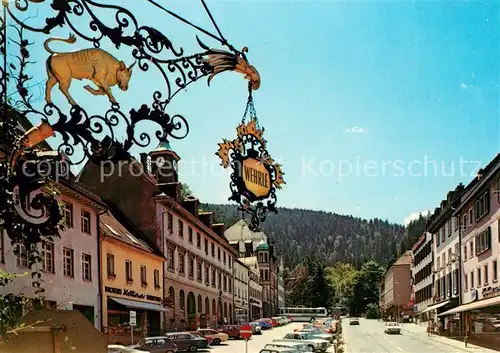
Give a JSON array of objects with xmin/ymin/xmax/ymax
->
[{"xmin": 201, "ymin": 204, "xmax": 427, "ymax": 269}]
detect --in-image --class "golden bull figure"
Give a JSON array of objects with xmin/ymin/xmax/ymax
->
[{"xmin": 44, "ymin": 34, "xmax": 135, "ymax": 106}]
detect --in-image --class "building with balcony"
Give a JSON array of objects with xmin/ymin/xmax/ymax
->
[
  {"xmin": 100, "ymin": 206, "xmax": 166, "ymax": 344},
  {"xmin": 79, "ymin": 138, "xmax": 237, "ymax": 331},
  {"xmin": 233, "ymin": 258, "xmax": 249, "ymax": 322},
  {"xmin": 439, "ymin": 154, "xmax": 500, "ymax": 344},
  {"xmin": 0, "ymin": 177, "xmax": 106, "ymax": 329},
  {"xmin": 425, "ymin": 184, "xmax": 464, "ymax": 325},
  {"xmin": 241, "ymin": 256, "xmax": 263, "ymax": 320},
  {"xmin": 379, "ymin": 251, "xmax": 412, "ymax": 321},
  {"xmin": 411, "ymin": 232, "xmax": 434, "ymax": 320}
]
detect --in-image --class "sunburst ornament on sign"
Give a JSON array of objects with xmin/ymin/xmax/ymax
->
[{"xmin": 216, "ymin": 94, "xmax": 285, "ymax": 231}]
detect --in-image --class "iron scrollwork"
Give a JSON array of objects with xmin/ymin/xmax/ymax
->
[
  {"xmin": 0, "ymin": 1, "xmax": 260, "ymax": 244},
  {"xmin": 216, "ymin": 96, "xmax": 285, "ymax": 231}
]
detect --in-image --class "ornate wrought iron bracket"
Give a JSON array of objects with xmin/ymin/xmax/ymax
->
[{"xmin": 0, "ymin": 1, "xmax": 260, "ymax": 243}]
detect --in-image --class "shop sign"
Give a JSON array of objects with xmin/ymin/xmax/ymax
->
[
  {"xmin": 130, "ymin": 310, "xmax": 137, "ymax": 326},
  {"xmin": 216, "ymin": 107, "xmax": 285, "ymax": 232},
  {"xmin": 482, "ymin": 285, "xmax": 500, "ymax": 298},
  {"xmin": 105, "ymin": 286, "xmax": 161, "ymax": 303}
]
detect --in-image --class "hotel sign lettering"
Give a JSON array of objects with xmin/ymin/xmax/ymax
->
[
  {"xmin": 241, "ymin": 158, "xmax": 271, "ymax": 198},
  {"xmin": 482, "ymin": 285, "xmax": 500, "ymax": 298},
  {"xmin": 105, "ymin": 286, "xmax": 162, "ymax": 303}
]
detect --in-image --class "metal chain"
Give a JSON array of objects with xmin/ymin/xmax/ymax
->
[{"xmin": 242, "ymin": 83, "xmax": 258, "ymax": 125}]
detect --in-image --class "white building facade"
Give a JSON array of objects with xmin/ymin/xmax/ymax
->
[
  {"xmin": 277, "ymin": 256, "xmax": 285, "ymax": 309},
  {"xmin": 242, "ymin": 256, "xmax": 263, "ymax": 320},
  {"xmin": 0, "ymin": 181, "xmax": 105, "ymax": 329},
  {"xmin": 411, "ymin": 232, "xmax": 434, "ymax": 319},
  {"xmin": 233, "ymin": 258, "xmax": 249, "ymax": 322}
]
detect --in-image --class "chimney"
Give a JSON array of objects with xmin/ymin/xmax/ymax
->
[
  {"xmin": 182, "ymin": 196, "xmax": 200, "ymax": 217},
  {"xmin": 157, "ymin": 182, "xmax": 181, "ymax": 203},
  {"xmin": 198, "ymin": 212, "xmax": 213, "ymax": 228},
  {"xmin": 140, "ymin": 153, "xmax": 149, "ymax": 173},
  {"xmin": 212, "ymin": 223, "xmax": 225, "ymax": 237}
]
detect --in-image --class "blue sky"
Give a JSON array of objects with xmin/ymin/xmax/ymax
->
[{"xmin": 10, "ymin": 1, "xmax": 499, "ymax": 225}]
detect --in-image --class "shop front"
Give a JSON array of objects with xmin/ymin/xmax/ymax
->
[
  {"xmin": 249, "ymin": 299, "xmax": 262, "ymax": 320},
  {"xmin": 100, "ymin": 210, "xmax": 167, "ymax": 345},
  {"xmin": 439, "ymin": 288, "xmax": 500, "ymax": 349},
  {"xmin": 104, "ymin": 285, "xmax": 168, "ymax": 344}
]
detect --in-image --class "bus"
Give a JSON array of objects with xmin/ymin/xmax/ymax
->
[{"xmin": 278, "ymin": 307, "xmax": 328, "ymax": 322}]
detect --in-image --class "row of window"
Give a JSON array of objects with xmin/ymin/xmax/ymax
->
[
  {"xmin": 106, "ymin": 254, "xmax": 161, "ymax": 289},
  {"xmin": 413, "ymin": 241, "xmax": 432, "ymax": 267},
  {"xmin": 436, "ymin": 243, "xmax": 460, "ymax": 270},
  {"xmin": 167, "ymin": 213, "xmax": 233, "ymax": 269},
  {"xmin": 414, "ymin": 263, "xmax": 432, "ymax": 284},
  {"xmin": 435, "ymin": 270, "xmax": 459, "ymax": 298},
  {"xmin": 464, "ymin": 260, "xmax": 498, "ymax": 291},
  {"xmin": 435, "ymin": 189, "xmax": 492, "ymax": 248},
  {"xmin": 166, "ymin": 246, "xmax": 233, "ymax": 293},
  {"xmin": 16, "ymin": 242, "xmax": 92, "ymax": 281},
  {"xmin": 62, "ymin": 202, "xmax": 92, "ymax": 234},
  {"xmin": 415, "ymin": 283, "xmax": 433, "ymax": 304},
  {"xmin": 463, "ymin": 227, "xmax": 493, "ymax": 261},
  {"xmin": 167, "ymin": 287, "xmax": 232, "ymax": 317}
]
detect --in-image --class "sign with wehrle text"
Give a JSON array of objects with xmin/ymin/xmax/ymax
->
[{"xmin": 216, "ymin": 106, "xmax": 285, "ymax": 231}]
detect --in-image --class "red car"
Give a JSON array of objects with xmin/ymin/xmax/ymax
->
[{"xmin": 218, "ymin": 325, "xmax": 241, "ymax": 339}]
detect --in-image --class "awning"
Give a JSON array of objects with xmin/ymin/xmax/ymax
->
[
  {"xmin": 110, "ymin": 297, "xmax": 169, "ymax": 312},
  {"xmin": 439, "ymin": 296, "xmax": 500, "ymax": 316},
  {"xmin": 420, "ymin": 300, "xmax": 450, "ymax": 314}
]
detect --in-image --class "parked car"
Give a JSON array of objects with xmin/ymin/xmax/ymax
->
[
  {"xmin": 197, "ymin": 328, "xmax": 228, "ymax": 345},
  {"xmin": 264, "ymin": 343, "xmax": 314, "ymax": 352},
  {"xmin": 108, "ymin": 345, "xmax": 148, "ymax": 353},
  {"xmin": 128, "ymin": 336, "xmax": 177, "ymax": 353},
  {"xmin": 261, "ymin": 317, "xmax": 278, "ymax": 327},
  {"xmin": 260, "ymin": 348, "xmax": 301, "ymax": 353},
  {"xmin": 218, "ymin": 324, "xmax": 241, "ymax": 339},
  {"xmin": 188, "ymin": 331, "xmax": 212, "ymax": 345},
  {"xmin": 384, "ymin": 322, "xmax": 401, "ymax": 334},
  {"xmin": 165, "ymin": 332, "xmax": 208, "ymax": 351},
  {"xmin": 247, "ymin": 321, "xmax": 263, "ymax": 334},
  {"xmin": 258, "ymin": 319, "xmax": 273, "ymax": 330},
  {"xmin": 297, "ymin": 328, "xmax": 335, "ymax": 344},
  {"xmin": 349, "ymin": 317, "xmax": 360, "ymax": 325},
  {"xmin": 273, "ymin": 332, "xmax": 330, "ymax": 353}
]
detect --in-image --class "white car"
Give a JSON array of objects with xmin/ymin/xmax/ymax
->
[
  {"xmin": 265, "ymin": 343, "xmax": 313, "ymax": 352},
  {"xmin": 384, "ymin": 322, "xmax": 401, "ymax": 334},
  {"xmin": 108, "ymin": 345, "xmax": 148, "ymax": 353},
  {"xmin": 273, "ymin": 332, "xmax": 330, "ymax": 352}
]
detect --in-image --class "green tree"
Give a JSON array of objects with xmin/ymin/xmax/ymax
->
[
  {"xmin": 180, "ymin": 183, "xmax": 193, "ymax": 201},
  {"xmin": 365, "ymin": 303, "xmax": 380, "ymax": 319}
]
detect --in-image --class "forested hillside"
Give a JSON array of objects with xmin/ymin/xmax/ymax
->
[{"xmin": 202, "ymin": 203, "xmax": 428, "ymax": 269}]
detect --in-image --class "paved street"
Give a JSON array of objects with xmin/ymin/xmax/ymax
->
[
  {"xmin": 198, "ymin": 323, "xmax": 335, "ymax": 353},
  {"xmin": 343, "ymin": 318, "xmax": 467, "ymax": 353},
  {"xmin": 343, "ymin": 318, "xmax": 498, "ymax": 353}
]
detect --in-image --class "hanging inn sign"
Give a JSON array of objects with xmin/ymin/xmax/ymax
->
[{"xmin": 216, "ymin": 98, "xmax": 285, "ymax": 231}]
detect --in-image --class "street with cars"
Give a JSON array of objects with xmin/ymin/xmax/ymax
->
[
  {"xmin": 343, "ymin": 317, "xmax": 484, "ymax": 353},
  {"xmin": 108, "ymin": 316, "xmax": 340, "ymax": 353}
]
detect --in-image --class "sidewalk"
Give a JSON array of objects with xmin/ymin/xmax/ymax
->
[{"xmin": 401, "ymin": 323, "xmax": 498, "ymax": 353}]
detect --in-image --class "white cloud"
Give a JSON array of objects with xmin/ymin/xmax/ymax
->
[
  {"xmin": 460, "ymin": 83, "xmax": 468, "ymax": 89},
  {"xmin": 345, "ymin": 126, "xmax": 367, "ymax": 133},
  {"xmin": 403, "ymin": 211, "xmax": 429, "ymax": 226}
]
